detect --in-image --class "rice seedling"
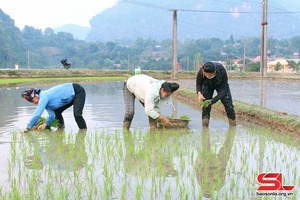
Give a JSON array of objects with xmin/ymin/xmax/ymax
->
[
  {"xmin": 164, "ymin": 184, "xmax": 171, "ymax": 199},
  {"xmin": 198, "ymin": 100, "xmax": 211, "ymax": 107},
  {"xmin": 120, "ymin": 182, "xmax": 127, "ymax": 200},
  {"xmin": 135, "ymin": 184, "xmax": 143, "ymax": 200},
  {"xmin": 1, "ymin": 125, "xmax": 300, "ymax": 200}
]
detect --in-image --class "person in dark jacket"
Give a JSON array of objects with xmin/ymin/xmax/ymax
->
[{"xmin": 196, "ymin": 62, "xmax": 236, "ymax": 127}]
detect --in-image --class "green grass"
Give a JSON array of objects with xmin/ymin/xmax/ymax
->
[{"xmin": 0, "ymin": 76, "xmax": 125, "ymax": 85}]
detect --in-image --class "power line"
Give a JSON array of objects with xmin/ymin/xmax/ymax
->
[
  {"xmin": 120, "ymin": 0, "xmax": 300, "ymax": 39},
  {"xmin": 180, "ymin": 9, "xmax": 300, "ymax": 14},
  {"xmin": 120, "ymin": 0, "xmax": 169, "ymax": 10},
  {"xmin": 121, "ymin": 0, "xmax": 300, "ymax": 15},
  {"xmin": 177, "ymin": 19, "xmax": 247, "ymax": 38}
]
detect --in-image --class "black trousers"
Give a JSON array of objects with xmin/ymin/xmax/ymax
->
[
  {"xmin": 202, "ymin": 86, "xmax": 236, "ymax": 120},
  {"xmin": 55, "ymin": 83, "xmax": 87, "ymax": 129}
]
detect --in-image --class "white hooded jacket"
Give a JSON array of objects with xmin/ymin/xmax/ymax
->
[{"xmin": 126, "ymin": 74, "xmax": 171, "ymax": 119}]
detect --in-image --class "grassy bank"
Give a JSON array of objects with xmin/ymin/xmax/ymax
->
[
  {"xmin": 0, "ymin": 69, "xmax": 194, "ymax": 79},
  {"xmin": 175, "ymin": 88, "xmax": 300, "ymax": 136},
  {"xmin": 0, "ymin": 69, "xmax": 192, "ymax": 86},
  {"xmin": 1, "ymin": 69, "xmax": 299, "ymax": 80},
  {"xmin": 0, "ymin": 76, "xmax": 125, "ymax": 87}
]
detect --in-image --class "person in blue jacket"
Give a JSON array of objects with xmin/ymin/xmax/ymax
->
[{"xmin": 21, "ymin": 83, "xmax": 87, "ymax": 132}]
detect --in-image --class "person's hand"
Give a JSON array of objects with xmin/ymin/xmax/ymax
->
[
  {"xmin": 161, "ymin": 116, "xmax": 170, "ymax": 126},
  {"xmin": 157, "ymin": 115, "xmax": 170, "ymax": 126},
  {"xmin": 198, "ymin": 92, "xmax": 205, "ymax": 102},
  {"xmin": 23, "ymin": 128, "xmax": 30, "ymax": 133},
  {"xmin": 38, "ymin": 123, "xmax": 47, "ymax": 131},
  {"xmin": 205, "ymin": 99, "xmax": 212, "ymax": 105}
]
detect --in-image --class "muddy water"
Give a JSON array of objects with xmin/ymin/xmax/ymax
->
[
  {"xmin": 0, "ymin": 81, "xmax": 232, "ymax": 134},
  {"xmin": 0, "ymin": 81, "xmax": 299, "ymax": 199}
]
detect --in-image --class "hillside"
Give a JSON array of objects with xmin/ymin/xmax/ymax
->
[
  {"xmin": 53, "ymin": 24, "xmax": 90, "ymax": 40},
  {"xmin": 86, "ymin": 0, "xmax": 300, "ymax": 42}
]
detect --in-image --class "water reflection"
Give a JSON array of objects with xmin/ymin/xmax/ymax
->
[
  {"xmin": 260, "ymin": 80, "xmax": 266, "ymax": 107},
  {"xmin": 172, "ymin": 98, "xmax": 178, "ymax": 117},
  {"xmin": 123, "ymin": 131, "xmax": 178, "ymax": 177},
  {"xmin": 178, "ymin": 79, "xmax": 300, "ymax": 116},
  {"xmin": 24, "ymin": 131, "xmax": 87, "ymax": 171},
  {"xmin": 195, "ymin": 126, "xmax": 236, "ymax": 197}
]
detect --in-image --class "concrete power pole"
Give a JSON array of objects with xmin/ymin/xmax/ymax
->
[
  {"xmin": 127, "ymin": 54, "xmax": 130, "ymax": 70},
  {"xmin": 260, "ymin": 0, "xmax": 268, "ymax": 77},
  {"xmin": 28, "ymin": 49, "xmax": 30, "ymax": 69},
  {"xmin": 243, "ymin": 38, "xmax": 247, "ymax": 72},
  {"xmin": 170, "ymin": 9, "xmax": 178, "ymax": 80}
]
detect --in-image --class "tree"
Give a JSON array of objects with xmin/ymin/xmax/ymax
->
[
  {"xmin": 229, "ymin": 35, "xmax": 235, "ymax": 44},
  {"xmin": 275, "ymin": 62, "xmax": 281, "ymax": 71},
  {"xmin": 22, "ymin": 26, "xmax": 43, "ymax": 47},
  {"xmin": 106, "ymin": 41, "xmax": 116, "ymax": 51},
  {"xmin": 89, "ymin": 44, "xmax": 99, "ymax": 53},
  {"xmin": 290, "ymin": 36, "xmax": 300, "ymax": 52},
  {"xmin": 246, "ymin": 62, "xmax": 260, "ymax": 72},
  {"xmin": 44, "ymin": 28, "xmax": 55, "ymax": 36},
  {"xmin": 287, "ymin": 60, "xmax": 299, "ymax": 72}
]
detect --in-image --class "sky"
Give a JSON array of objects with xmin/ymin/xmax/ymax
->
[{"xmin": 1, "ymin": 0, "xmax": 118, "ymax": 30}]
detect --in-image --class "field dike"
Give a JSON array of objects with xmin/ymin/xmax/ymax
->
[{"xmin": 174, "ymin": 88, "xmax": 300, "ymax": 137}]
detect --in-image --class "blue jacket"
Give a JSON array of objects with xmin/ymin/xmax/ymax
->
[{"xmin": 27, "ymin": 83, "xmax": 75, "ymax": 129}]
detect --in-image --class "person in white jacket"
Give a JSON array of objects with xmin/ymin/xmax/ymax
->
[{"xmin": 123, "ymin": 74, "xmax": 180, "ymax": 131}]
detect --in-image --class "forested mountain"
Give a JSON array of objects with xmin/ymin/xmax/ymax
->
[
  {"xmin": 86, "ymin": 0, "xmax": 300, "ymax": 42},
  {"xmin": 53, "ymin": 24, "xmax": 90, "ymax": 41},
  {"xmin": 0, "ymin": 9, "xmax": 81, "ymax": 69},
  {"xmin": 0, "ymin": 9, "xmax": 26, "ymax": 67},
  {"xmin": 1, "ymin": 6, "xmax": 300, "ymax": 71}
]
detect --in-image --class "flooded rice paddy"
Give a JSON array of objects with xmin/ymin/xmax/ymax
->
[
  {"xmin": 0, "ymin": 80, "xmax": 299, "ymax": 199},
  {"xmin": 179, "ymin": 79, "xmax": 300, "ymax": 116}
]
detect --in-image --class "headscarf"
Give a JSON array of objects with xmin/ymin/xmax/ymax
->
[{"xmin": 21, "ymin": 88, "xmax": 41, "ymax": 102}]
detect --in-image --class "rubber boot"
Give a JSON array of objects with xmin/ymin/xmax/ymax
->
[
  {"xmin": 228, "ymin": 118, "xmax": 236, "ymax": 126},
  {"xmin": 123, "ymin": 120, "xmax": 131, "ymax": 131},
  {"xmin": 149, "ymin": 117, "xmax": 157, "ymax": 132},
  {"xmin": 202, "ymin": 117, "xmax": 210, "ymax": 127}
]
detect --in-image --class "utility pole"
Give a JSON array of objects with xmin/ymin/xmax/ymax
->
[
  {"xmin": 243, "ymin": 38, "xmax": 247, "ymax": 72},
  {"xmin": 170, "ymin": 9, "xmax": 178, "ymax": 80},
  {"xmin": 27, "ymin": 49, "xmax": 30, "ymax": 69},
  {"xmin": 127, "ymin": 54, "xmax": 130, "ymax": 70},
  {"xmin": 260, "ymin": 0, "xmax": 268, "ymax": 77},
  {"xmin": 187, "ymin": 56, "xmax": 189, "ymax": 71}
]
